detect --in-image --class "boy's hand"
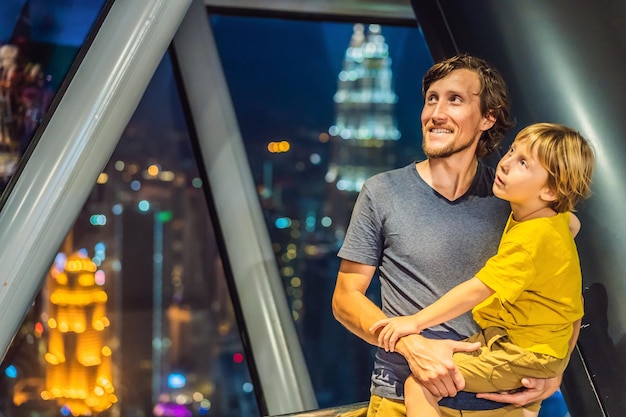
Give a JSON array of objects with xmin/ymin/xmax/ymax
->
[{"xmin": 369, "ymin": 316, "xmax": 420, "ymax": 352}]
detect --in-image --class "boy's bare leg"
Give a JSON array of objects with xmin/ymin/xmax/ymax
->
[{"xmin": 404, "ymin": 374, "xmax": 441, "ymax": 417}]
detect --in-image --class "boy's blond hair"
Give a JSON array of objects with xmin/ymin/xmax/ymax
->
[{"xmin": 514, "ymin": 123, "xmax": 595, "ymax": 212}]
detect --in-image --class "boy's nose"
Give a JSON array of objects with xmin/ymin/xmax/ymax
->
[{"xmin": 498, "ymin": 157, "xmax": 510, "ymax": 173}]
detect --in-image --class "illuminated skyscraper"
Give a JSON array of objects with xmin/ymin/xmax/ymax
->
[
  {"xmin": 326, "ymin": 23, "xmax": 400, "ymax": 193},
  {"xmin": 43, "ymin": 249, "xmax": 117, "ymax": 415}
]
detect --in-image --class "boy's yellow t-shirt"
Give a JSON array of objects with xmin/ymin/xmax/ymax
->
[{"xmin": 473, "ymin": 211, "xmax": 584, "ymax": 358}]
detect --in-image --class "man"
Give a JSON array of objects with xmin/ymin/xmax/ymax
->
[{"xmin": 332, "ymin": 54, "xmax": 572, "ymax": 416}]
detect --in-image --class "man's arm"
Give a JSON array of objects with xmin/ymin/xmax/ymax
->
[
  {"xmin": 332, "ymin": 259, "xmax": 481, "ymax": 398},
  {"xmin": 331, "ymin": 259, "xmax": 385, "ymax": 345}
]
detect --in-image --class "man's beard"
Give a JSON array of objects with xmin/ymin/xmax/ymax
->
[{"xmin": 422, "ymin": 135, "xmax": 475, "ymax": 159}]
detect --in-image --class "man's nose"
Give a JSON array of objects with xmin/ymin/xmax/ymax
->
[{"xmin": 430, "ymin": 103, "xmax": 446, "ymax": 120}]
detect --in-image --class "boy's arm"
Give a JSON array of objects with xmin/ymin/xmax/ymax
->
[
  {"xmin": 409, "ymin": 277, "xmax": 494, "ymax": 331},
  {"xmin": 370, "ymin": 277, "xmax": 494, "ymax": 351}
]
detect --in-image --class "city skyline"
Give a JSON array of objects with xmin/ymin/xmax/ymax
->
[{"xmin": 0, "ymin": 6, "xmax": 434, "ymax": 416}]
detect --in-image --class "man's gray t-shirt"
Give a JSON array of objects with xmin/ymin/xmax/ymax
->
[{"xmin": 338, "ymin": 161, "xmax": 510, "ymax": 409}]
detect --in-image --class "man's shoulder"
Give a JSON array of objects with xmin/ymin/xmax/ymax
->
[
  {"xmin": 476, "ymin": 160, "xmax": 497, "ymax": 182},
  {"xmin": 468, "ymin": 161, "xmax": 498, "ymax": 198},
  {"xmin": 365, "ymin": 163, "xmax": 416, "ymax": 188}
]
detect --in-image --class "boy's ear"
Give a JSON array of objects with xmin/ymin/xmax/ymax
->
[{"xmin": 540, "ymin": 186, "xmax": 557, "ymax": 202}]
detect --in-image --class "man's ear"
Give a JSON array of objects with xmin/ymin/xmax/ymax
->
[
  {"xmin": 540, "ymin": 186, "xmax": 557, "ymax": 202},
  {"xmin": 481, "ymin": 111, "xmax": 496, "ymax": 131}
]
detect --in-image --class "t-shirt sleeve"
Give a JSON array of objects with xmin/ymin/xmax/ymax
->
[
  {"xmin": 337, "ymin": 183, "xmax": 383, "ymax": 266},
  {"xmin": 475, "ymin": 241, "xmax": 535, "ymax": 303}
]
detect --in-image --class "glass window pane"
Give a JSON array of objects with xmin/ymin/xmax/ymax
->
[
  {"xmin": 0, "ymin": 0, "xmax": 107, "ymax": 194},
  {"xmin": 0, "ymin": 53, "xmax": 260, "ymax": 417},
  {"xmin": 212, "ymin": 14, "xmax": 573, "ymax": 416},
  {"xmin": 211, "ymin": 14, "xmax": 432, "ymax": 408}
]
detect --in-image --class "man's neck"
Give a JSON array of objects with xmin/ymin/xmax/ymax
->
[{"xmin": 416, "ymin": 156, "xmax": 479, "ymax": 201}]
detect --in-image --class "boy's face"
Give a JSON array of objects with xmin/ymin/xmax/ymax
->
[{"xmin": 493, "ymin": 139, "xmax": 553, "ymax": 206}]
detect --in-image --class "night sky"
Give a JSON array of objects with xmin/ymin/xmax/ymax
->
[
  {"xmin": 2, "ymin": 2, "xmax": 435, "ymax": 165},
  {"xmin": 0, "ymin": 0, "xmax": 103, "ymax": 46},
  {"xmin": 211, "ymin": 15, "xmax": 434, "ymax": 163}
]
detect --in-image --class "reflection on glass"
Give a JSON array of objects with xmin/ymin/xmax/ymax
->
[
  {"xmin": 0, "ymin": 0, "xmax": 106, "ymax": 192},
  {"xmin": 0, "ymin": 51, "xmax": 259, "ymax": 417}
]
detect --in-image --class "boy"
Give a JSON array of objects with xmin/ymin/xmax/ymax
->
[{"xmin": 370, "ymin": 123, "xmax": 595, "ymax": 416}]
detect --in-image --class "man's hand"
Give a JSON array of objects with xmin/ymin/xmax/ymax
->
[
  {"xmin": 395, "ymin": 334, "xmax": 481, "ymax": 398},
  {"xmin": 476, "ymin": 375, "xmax": 562, "ymax": 406}
]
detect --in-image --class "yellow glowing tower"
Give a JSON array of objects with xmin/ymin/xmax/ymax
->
[{"xmin": 42, "ymin": 250, "xmax": 117, "ymax": 415}]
